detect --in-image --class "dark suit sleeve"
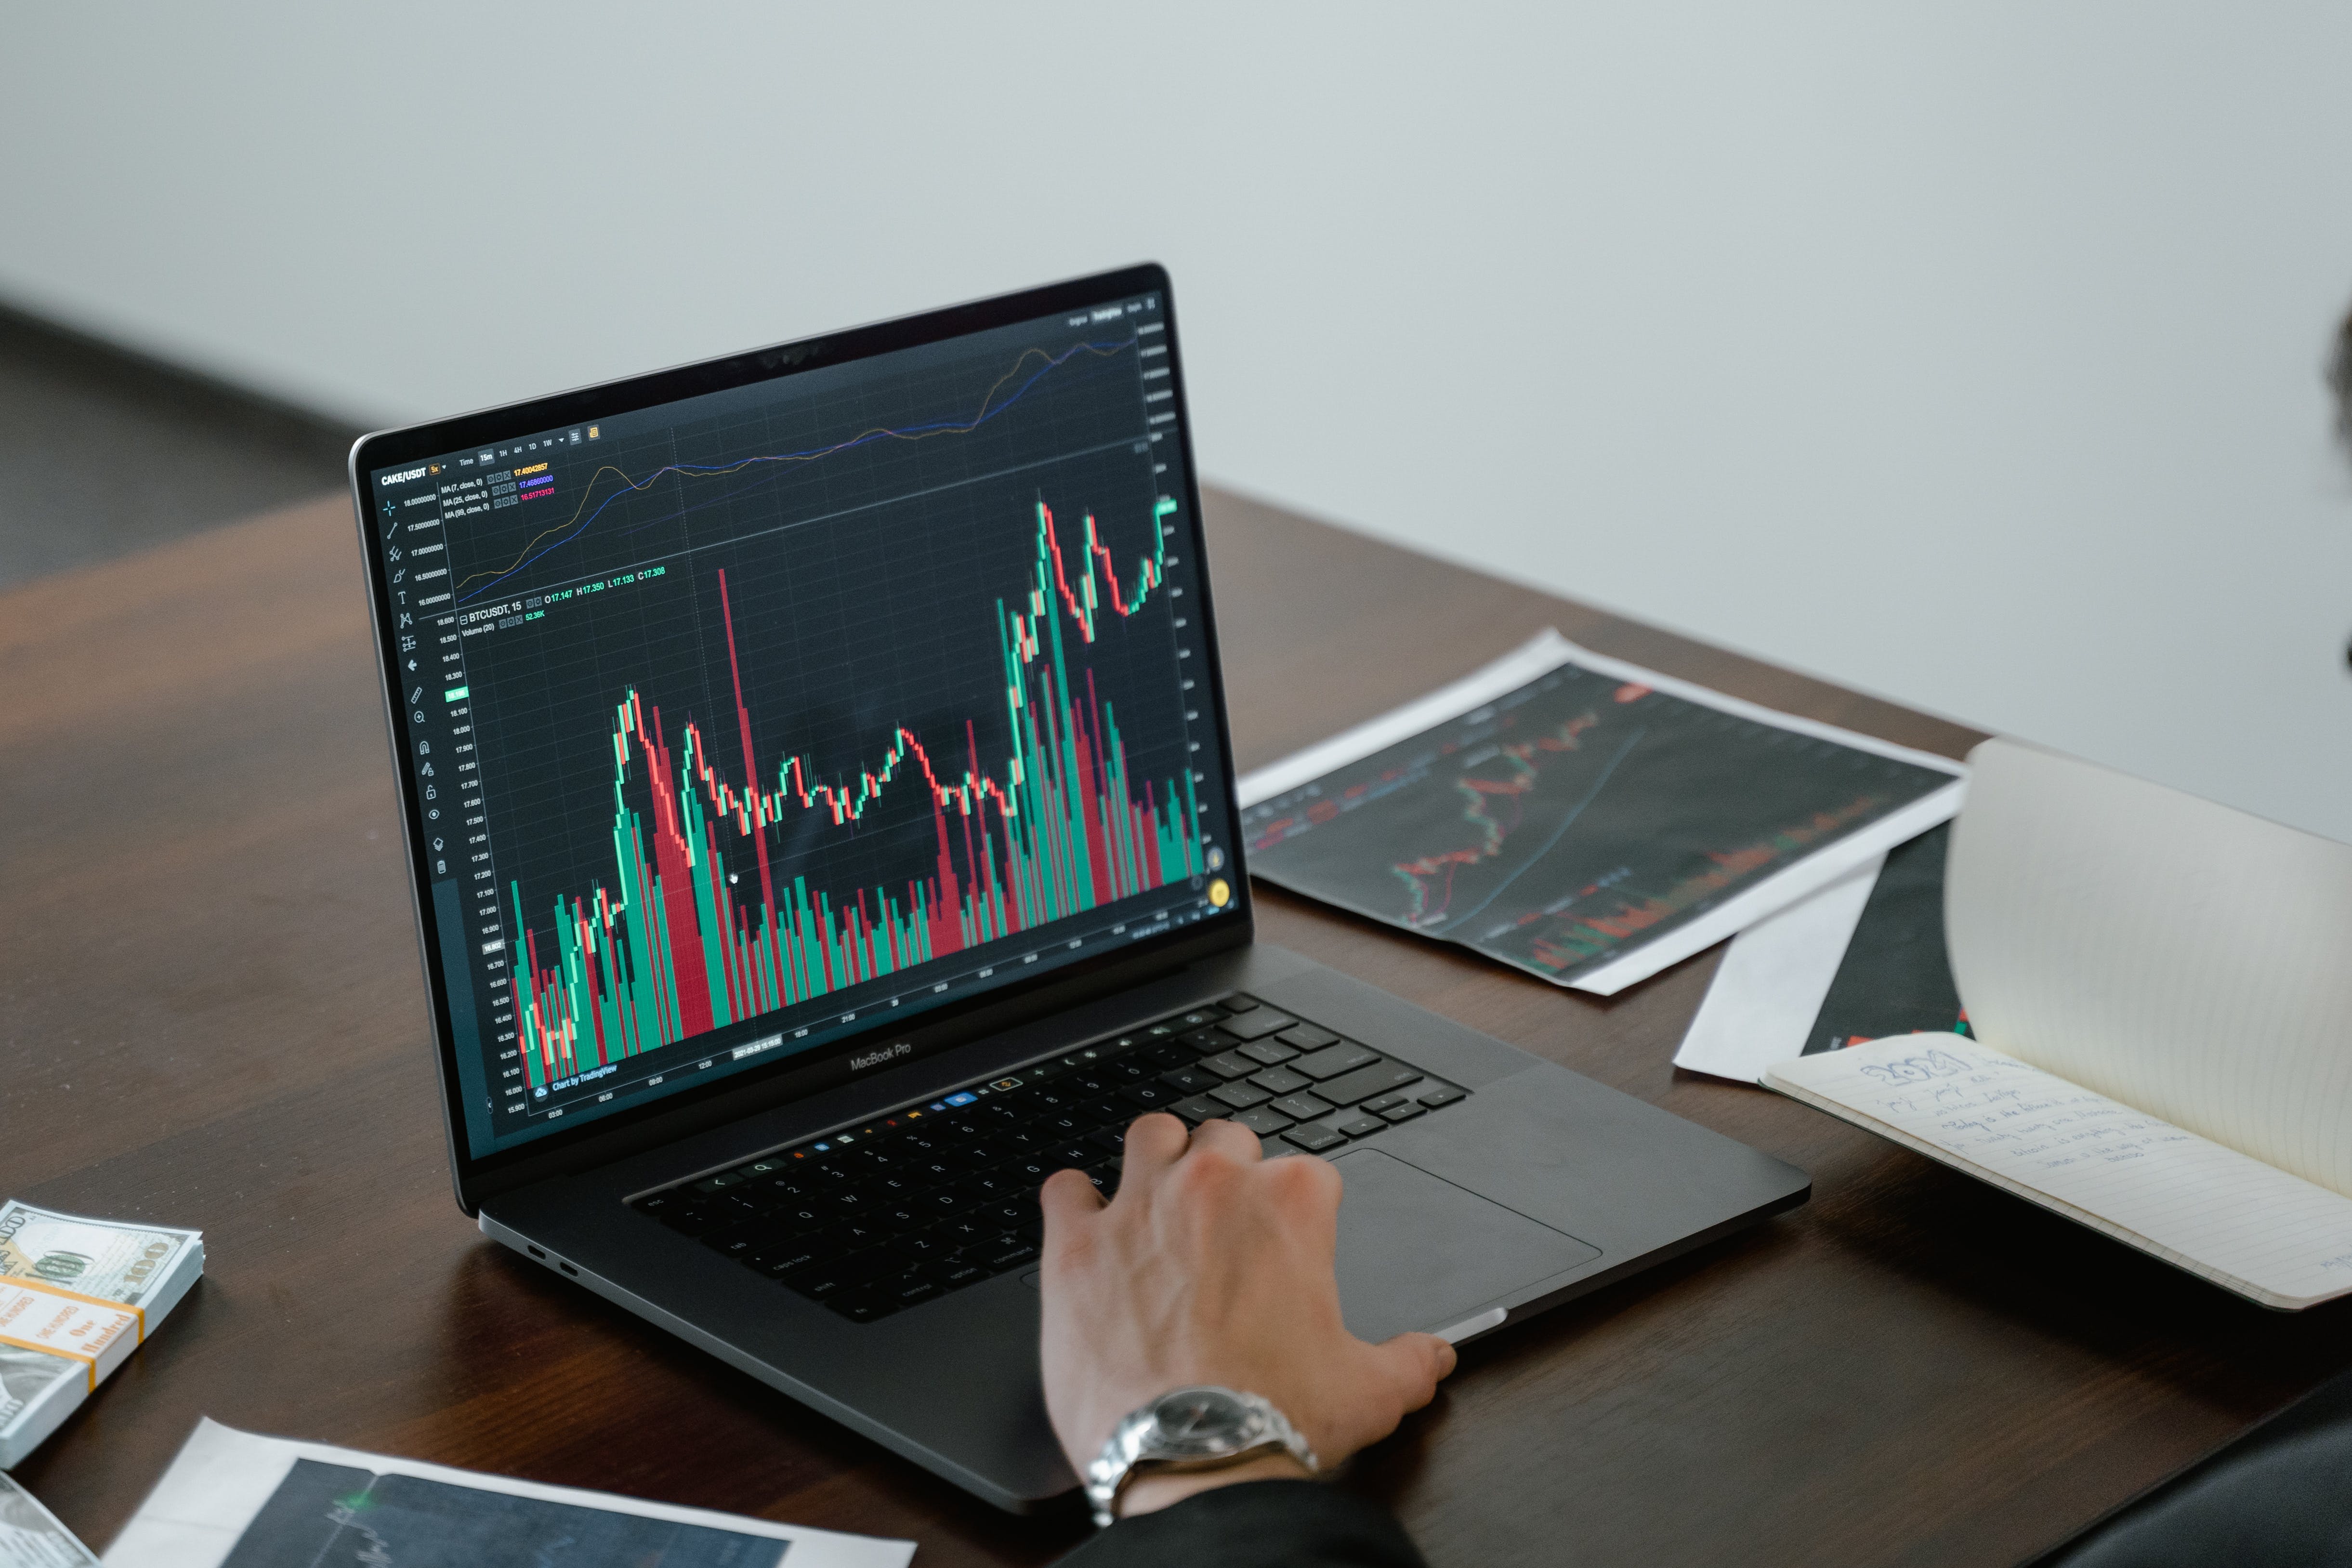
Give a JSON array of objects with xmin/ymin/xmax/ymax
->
[
  {"xmin": 1052, "ymin": 1479, "xmax": 1429, "ymax": 1568},
  {"xmin": 2033, "ymin": 1364, "xmax": 2352, "ymax": 1568}
]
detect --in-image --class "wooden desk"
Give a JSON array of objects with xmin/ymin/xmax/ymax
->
[{"xmin": 4, "ymin": 488, "xmax": 2345, "ymax": 1566}]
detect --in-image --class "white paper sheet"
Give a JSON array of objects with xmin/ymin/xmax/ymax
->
[
  {"xmin": 1673, "ymin": 857, "xmax": 1881, "ymax": 1081},
  {"xmin": 103, "ymin": 1419, "xmax": 914, "ymax": 1568},
  {"xmin": 1237, "ymin": 630, "xmax": 1966, "ymax": 995},
  {"xmin": 1767, "ymin": 1034, "xmax": 2352, "ymax": 1309},
  {"xmin": 1949, "ymin": 739, "xmax": 2352, "ymax": 1200}
]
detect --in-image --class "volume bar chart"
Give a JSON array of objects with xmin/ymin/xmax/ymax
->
[{"xmin": 510, "ymin": 499, "xmax": 1203, "ymax": 1092}]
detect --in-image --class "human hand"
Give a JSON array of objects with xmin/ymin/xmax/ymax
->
[{"xmin": 1038, "ymin": 1113, "xmax": 1457, "ymax": 1519}]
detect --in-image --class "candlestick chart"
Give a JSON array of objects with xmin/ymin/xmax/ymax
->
[
  {"xmin": 1243, "ymin": 661, "xmax": 1955, "ymax": 987},
  {"xmin": 505, "ymin": 497, "xmax": 1203, "ymax": 1092}
]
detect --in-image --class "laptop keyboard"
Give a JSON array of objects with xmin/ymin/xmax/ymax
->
[{"xmin": 628, "ymin": 993, "xmax": 1471, "ymax": 1323}]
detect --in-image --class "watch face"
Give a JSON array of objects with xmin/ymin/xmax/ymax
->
[{"xmin": 1151, "ymin": 1388, "xmax": 1253, "ymax": 1457}]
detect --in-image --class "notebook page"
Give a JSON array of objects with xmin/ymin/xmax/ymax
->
[
  {"xmin": 1767, "ymin": 1035, "xmax": 2352, "ymax": 1309},
  {"xmin": 1946, "ymin": 739, "xmax": 2352, "ymax": 1199}
]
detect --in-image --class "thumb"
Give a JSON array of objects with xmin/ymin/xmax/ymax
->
[{"xmin": 1370, "ymin": 1330, "xmax": 1458, "ymax": 1413}]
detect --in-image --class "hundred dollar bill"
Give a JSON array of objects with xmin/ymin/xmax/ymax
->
[
  {"xmin": 0, "ymin": 1470, "xmax": 98, "ymax": 1567},
  {"xmin": 0, "ymin": 1203, "xmax": 203, "ymax": 1470},
  {"xmin": 0, "ymin": 1203, "xmax": 199, "ymax": 1308}
]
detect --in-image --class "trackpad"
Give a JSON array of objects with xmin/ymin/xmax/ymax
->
[{"xmin": 1331, "ymin": 1150, "xmax": 1600, "ymax": 1344}]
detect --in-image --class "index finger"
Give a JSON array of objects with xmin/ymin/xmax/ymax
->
[{"xmin": 1183, "ymin": 1114, "xmax": 1264, "ymax": 1165}]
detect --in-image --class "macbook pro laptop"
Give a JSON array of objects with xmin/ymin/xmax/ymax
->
[{"xmin": 347, "ymin": 264, "xmax": 1808, "ymax": 1511}]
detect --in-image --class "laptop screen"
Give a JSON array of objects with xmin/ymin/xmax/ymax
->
[{"xmin": 362, "ymin": 278, "xmax": 1241, "ymax": 1162}]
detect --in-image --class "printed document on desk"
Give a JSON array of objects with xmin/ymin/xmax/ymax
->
[
  {"xmin": 1678, "ymin": 822, "xmax": 1968, "ymax": 1081},
  {"xmin": 104, "ymin": 1419, "xmax": 914, "ymax": 1568},
  {"xmin": 1236, "ymin": 630, "xmax": 1965, "ymax": 995}
]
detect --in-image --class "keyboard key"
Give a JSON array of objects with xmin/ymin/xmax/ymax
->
[
  {"xmin": 693, "ymin": 1171, "xmax": 747, "ymax": 1195},
  {"xmin": 1291, "ymin": 1042, "xmax": 1380, "ymax": 1080},
  {"xmin": 915, "ymin": 1188, "xmax": 969, "ymax": 1215},
  {"xmin": 933, "ymin": 1258, "xmax": 989, "ymax": 1290},
  {"xmin": 1277, "ymin": 1023, "xmax": 1340, "ymax": 1051},
  {"xmin": 1270, "ymin": 1093, "xmax": 1336, "ymax": 1121},
  {"xmin": 1361, "ymin": 1092, "xmax": 1412, "ymax": 1115},
  {"xmin": 975, "ymin": 1238, "xmax": 1041, "ymax": 1271},
  {"xmin": 1418, "ymin": 1085, "xmax": 1467, "ymax": 1109},
  {"xmin": 1159, "ymin": 1065, "xmax": 1221, "ymax": 1094},
  {"xmin": 1077, "ymin": 1096, "xmax": 1129, "ymax": 1126},
  {"xmin": 1333, "ymin": 1113, "xmax": 1385, "ymax": 1138},
  {"xmin": 749, "ymin": 1175, "xmax": 826, "ymax": 1205},
  {"xmin": 1232, "ymin": 1104, "xmax": 1294, "ymax": 1136},
  {"xmin": 1281, "ymin": 1122, "xmax": 1346, "ymax": 1153},
  {"xmin": 1249, "ymin": 1066, "xmax": 1311, "ymax": 1096},
  {"xmin": 821, "ymin": 1221, "xmax": 889, "ymax": 1251},
  {"xmin": 828, "ymin": 1292, "xmax": 898, "ymax": 1323},
  {"xmin": 701, "ymin": 1227, "xmax": 759, "ymax": 1261},
  {"xmin": 1087, "ymin": 1126, "xmax": 1130, "ymax": 1155},
  {"xmin": 1118, "ymin": 1080, "xmax": 1183, "ymax": 1110},
  {"xmin": 1141, "ymin": 1042, "xmax": 1196, "ymax": 1070},
  {"xmin": 1220, "ymin": 1010, "xmax": 1297, "ymax": 1041},
  {"xmin": 645, "ymin": 1201, "xmax": 713, "ymax": 1237},
  {"xmin": 1380, "ymin": 1103, "xmax": 1427, "ymax": 1124},
  {"xmin": 1219, "ymin": 993, "xmax": 1263, "ymax": 1014},
  {"xmin": 751, "ymin": 1239, "xmax": 835, "ymax": 1278},
  {"xmin": 1237, "ymin": 1040, "xmax": 1299, "ymax": 1067},
  {"xmin": 1104, "ymin": 1057, "xmax": 1153, "ymax": 1083},
  {"xmin": 1176, "ymin": 1007, "xmax": 1229, "ymax": 1028},
  {"xmin": 1181, "ymin": 1027, "xmax": 1239, "ymax": 1053},
  {"xmin": 1197, "ymin": 1051, "xmax": 1258, "ymax": 1081},
  {"xmin": 894, "ymin": 1231, "xmax": 957, "ymax": 1262},
  {"xmin": 1063, "ymin": 1072, "xmax": 1115, "ymax": 1098},
  {"xmin": 965, "ymin": 1170, "xmax": 1028, "ymax": 1200},
  {"xmin": 1171, "ymin": 1095, "xmax": 1229, "ymax": 1125},
  {"xmin": 1314, "ymin": 1061, "xmax": 1424, "ymax": 1107},
  {"xmin": 946, "ymin": 1214, "xmax": 1003, "ymax": 1245},
  {"xmin": 791, "ymin": 1251, "xmax": 893, "ymax": 1299},
  {"xmin": 1210, "ymin": 1081, "xmax": 1273, "ymax": 1110},
  {"xmin": 877, "ymin": 1270, "xmax": 944, "ymax": 1308}
]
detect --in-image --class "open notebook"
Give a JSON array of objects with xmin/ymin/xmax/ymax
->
[{"xmin": 1765, "ymin": 738, "xmax": 2352, "ymax": 1310}]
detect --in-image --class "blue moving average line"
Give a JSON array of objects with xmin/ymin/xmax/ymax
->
[{"xmin": 456, "ymin": 335, "xmax": 1136, "ymax": 605}]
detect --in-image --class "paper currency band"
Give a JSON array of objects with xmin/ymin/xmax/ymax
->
[
  {"xmin": 0, "ymin": 1272, "xmax": 148, "ymax": 1336},
  {"xmin": 0, "ymin": 1277, "xmax": 145, "ymax": 1391}
]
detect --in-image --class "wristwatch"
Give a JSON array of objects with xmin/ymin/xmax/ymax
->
[{"xmin": 1084, "ymin": 1385, "xmax": 1319, "ymax": 1528}]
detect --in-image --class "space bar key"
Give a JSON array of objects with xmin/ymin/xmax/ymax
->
[{"xmin": 1312, "ymin": 1061, "xmax": 1424, "ymax": 1106}]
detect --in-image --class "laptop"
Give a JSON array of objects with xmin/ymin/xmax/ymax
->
[{"xmin": 347, "ymin": 264, "xmax": 1808, "ymax": 1512}]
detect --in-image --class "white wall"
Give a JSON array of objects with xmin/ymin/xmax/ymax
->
[{"xmin": 11, "ymin": 4, "xmax": 2352, "ymax": 840}]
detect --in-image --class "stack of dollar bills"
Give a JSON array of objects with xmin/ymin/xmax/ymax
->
[{"xmin": 0, "ymin": 1202, "xmax": 203, "ymax": 1470}]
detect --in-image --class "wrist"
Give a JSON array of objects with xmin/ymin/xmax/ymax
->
[
  {"xmin": 1082, "ymin": 1385, "xmax": 1319, "ymax": 1527},
  {"xmin": 1114, "ymin": 1451, "xmax": 1314, "ymax": 1519}
]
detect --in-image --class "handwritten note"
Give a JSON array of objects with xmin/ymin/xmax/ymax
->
[{"xmin": 1768, "ymin": 1035, "xmax": 2352, "ymax": 1309}]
